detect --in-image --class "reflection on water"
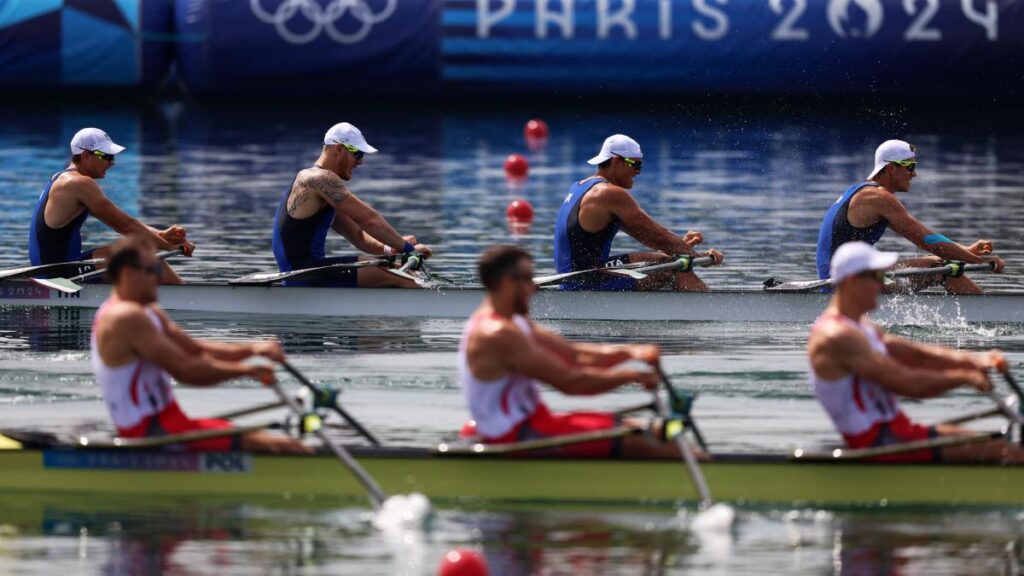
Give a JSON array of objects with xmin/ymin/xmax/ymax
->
[{"xmin": 1, "ymin": 493, "xmax": 1023, "ymax": 575}]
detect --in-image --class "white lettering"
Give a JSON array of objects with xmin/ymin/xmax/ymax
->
[
  {"xmin": 904, "ymin": 0, "xmax": 941, "ymax": 41},
  {"xmin": 537, "ymin": 0, "xmax": 574, "ymax": 38},
  {"xmin": 477, "ymin": 0, "xmax": 516, "ymax": 38},
  {"xmin": 692, "ymin": 0, "xmax": 728, "ymax": 40},
  {"xmin": 770, "ymin": 0, "xmax": 809, "ymax": 41},
  {"xmin": 961, "ymin": 0, "xmax": 998, "ymax": 40},
  {"xmin": 598, "ymin": 0, "xmax": 637, "ymax": 39}
]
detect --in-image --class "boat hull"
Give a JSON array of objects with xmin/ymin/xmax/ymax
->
[
  {"xmin": 3, "ymin": 448, "xmax": 1023, "ymax": 509},
  {"xmin": 1, "ymin": 282, "xmax": 1021, "ymax": 323}
]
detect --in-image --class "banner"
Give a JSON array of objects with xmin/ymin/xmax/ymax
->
[
  {"xmin": 175, "ymin": 0, "xmax": 442, "ymax": 95},
  {"xmin": 0, "ymin": 0, "xmax": 173, "ymax": 88}
]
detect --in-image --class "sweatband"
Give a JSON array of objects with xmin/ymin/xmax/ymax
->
[{"xmin": 923, "ymin": 233, "xmax": 953, "ymax": 245}]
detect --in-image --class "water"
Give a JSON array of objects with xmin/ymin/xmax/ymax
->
[{"xmin": 2, "ymin": 101, "xmax": 1024, "ymax": 574}]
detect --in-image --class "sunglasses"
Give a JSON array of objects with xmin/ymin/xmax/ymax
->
[
  {"xmin": 342, "ymin": 143, "xmax": 365, "ymax": 161},
  {"xmin": 614, "ymin": 153, "xmax": 642, "ymax": 172},
  {"xmin": 86, "ymin": 149, "xmax": 115, "ymax": 162},
  {"xmin": 890, "ymin": 159, "xmax": 917, "ymax": 173},
  {"xmin": 856, "ymin": 269, "xmax": 888, "ymax": 284},
  {"xmin": 132, "ymin": 261, "xmax": 163, "ymax": 276}
]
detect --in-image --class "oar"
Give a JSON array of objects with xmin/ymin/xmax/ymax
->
[
  {"xmin": 271, "ymin": 365, "xmax": 387, "ymax": 510},
  {"xmin": 230, "ymin": 257, "xmax": 394, "ymax": 286},
  {"xmin": 0, "ymin": 257, "xmax": 104, "ymax": 282},
  {"xmin": 654, "ymin": 364, "xmax": 714, "ymax": 510},
  {"xmin": 382, "ymin": 253, "xmax": 429, "ymax": 286},
  {"xmin": 764, "ymin": 260, "xmax": 996, "ymax": 293},
  {"xmin": 31, "ymin": 249, "xmax": 185, "ymax": 294},
  {"xmin": 280, "ymin": 360, "xmax": 380, "ymax": 445},
  {"xmin": 534, "ymin": 255, "xmax": 714, "ymax": 287}
]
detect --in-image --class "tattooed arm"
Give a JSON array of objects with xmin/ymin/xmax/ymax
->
[{"xmin": 303, "ymin": 170, "xmax": 409, "ymax": 252}]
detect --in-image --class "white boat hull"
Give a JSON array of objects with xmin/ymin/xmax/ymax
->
[{"xmin": 1, "ymin": 282, "xmax": 1022, "ymax": 323}]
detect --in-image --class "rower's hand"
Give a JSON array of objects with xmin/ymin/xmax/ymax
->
[
  {"xmin": 248, "ymin": 364, "xmax": 277, "ymax": 386},
  {"xmin": 960, "ymin": 369, "xmax": 993, "ymax": 393},
  {"xmin": 682, "ymin": 230, "xmax": 703, "ymax": 247},
  {"xmin": 630, "ymin": 344, "xmax": 660, "ymax": 366},
  {"xmin": 631, "ymin": 370, "xmax": 660, "ymax": 391},
  {"xmin": 160, "ymin": 225, "xmax": 188, "ymax": 244},
  {"xmin": 703, "ymin": 249, "xmax": 724, "ymax": 266},
  {"xmin": 402, "ymin": 235, "xmax": 418, "ymax": 245},
  {"xmin": 985, "ymin": 255, "xmax": 1005, "ymax": 273},
  {"xmin": 178, "ymin": 239, "xmax": 196, "ymax": 257},
  {"xmin": 251, "ymin": 340, "xmax": 285, "ymax": 363},
  {"xmin": 413, "ymin": 244, "xmax": 433, "ymax": 258},
  {"xmin": 972, "ymin": 349, "xmax": 1008, "ymax": 374},
  {"xmin": 969, "ymin": 239, "xmax": 994, "ymax": 255}
]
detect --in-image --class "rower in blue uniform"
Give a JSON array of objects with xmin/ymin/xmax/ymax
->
[
  {"xmin": 272, "ymin": 122, "xmax": 432, "ymax": 287},
  {"xmin": 28, "ymin": 128, "xmax": 194, "ymax": 283},
  {"xmin": 815, "ymin": 139, "xmax": 1003, "ymax": 294},
  {"xmin": 554, "ymin": 134, "xmax": 723, "ymax": 291}
]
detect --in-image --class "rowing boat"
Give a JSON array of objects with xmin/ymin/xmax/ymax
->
[
  {"xmin": 2, "ymin": 434, "xmax": 1022, "ymax": 509},
  {"xmin": 1, "ymin": 281, "xmax": 1022, "ymax": 323}
]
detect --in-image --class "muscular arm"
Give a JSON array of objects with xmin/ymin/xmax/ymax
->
[
  {"xmin": 883, "ymin": 332, "xmax": 980, "ymax": 371},
  {"xmin": 75, "ymin": 181, "xmax": 176, "ymax": 249},
  {"xmin": 595, "ymin": 187, "xmax": 697, "ymax": 256},
  {"xmin": 810, "ymin": 321, "xmax": 979, "ymax": 399},
  {"xmin": 530, "ymin": 322, "xmax": 637, "ymax": 368},
  {"xmin": 305, "ymin": 171, "xmax": 409, "ymax": 252},
  {"xmin": 858, "ymin": 191, "xmax": 990, "ymax": 263},
  {"xmin": 331, "ymin": 212, "xmax": 387, "ymax": 254},
  {"xmin": 113, "ymin": 307, "xmax": 258, "ymax": 386},
  {"xmin": 473, "ymin": 321, "xmax": 648, "ymax": 396}
]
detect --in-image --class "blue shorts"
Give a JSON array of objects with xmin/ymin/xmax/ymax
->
[
  {"xmin": 282, "ymin": 255, "xmax": 360, "ymax": 287},
  {"xmin": 561, "ymin": 253, "xmax": 638, "ymax": 292}
]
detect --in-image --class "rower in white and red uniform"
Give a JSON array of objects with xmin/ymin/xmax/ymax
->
[
  {"xmin": 91, "ymin": 235, "xmax": 308, "ymax": 453},
  {"xmin": 458, "ymin": 244, "xmax": 698, "ymax": 458},
  {"xmin": 807, "ymin": 241, "xmax": 1024, "ymax": 463}
]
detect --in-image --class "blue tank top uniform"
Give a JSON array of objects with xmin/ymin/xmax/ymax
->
[
  {"xmin": 554, "ymin": 177, "xmax": 636, "ymax": 291},
  {"xmin": 272, "ymin": 170, "xmax": 359, "ymax": 287},
  {"xmin": 29, "ymin": 169, "xmax": 95, "ymax": 265},
  {"xmin": 816, "ymin": 181, "xmax": 890, "ymax": 280}
]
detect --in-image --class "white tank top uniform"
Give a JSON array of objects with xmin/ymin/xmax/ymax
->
[
  {"xmin": 809, "ymin": 313, "xmax": 902, "ymax": 445},
  {"xmin": 458, "ymin": 312, "xmax": 542, "ymax": 439},
  {"xmin": 91, "ymin": 297, "xmax": 176, "ymax": 434}
]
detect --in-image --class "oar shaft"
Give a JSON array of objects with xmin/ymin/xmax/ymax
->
[
  {"xmin": 655, "ymin": 365, "xmax": 714, "ymax": 510},
  {"xmin": 280, "ymin": 360, "xmax": 380, "ymax": 445},
  {"xmin": 270, "ymin": 380, "xmax": 386, "ymax": 510}
]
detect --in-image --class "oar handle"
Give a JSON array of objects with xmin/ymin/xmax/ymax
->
[{"xmin": 654, "ymin": 364, "xmax": 714, "ymax": 509}]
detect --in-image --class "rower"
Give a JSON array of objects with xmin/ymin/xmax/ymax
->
[
  {"xmin": 271, "ymin": 122, "xmax": 432, "ymax": 287},
  {"xmin": 554, "ymin": 134, "xmax": 723, "ymax": 292},
  {"xmin": 458, "ymin": 245, "xmax": 698, "ymax": 459},
  {"xmin": 807, "ymin": 241, "xmax": 1024, "ymax": 463},
  {"xmin": 92, "ymin": 235, "xmax": 308, "ymax": 454},
  {"xmin": 815, "ymin": 139, "xmax": 1004, "ymax": 294},
  {"xmin": 29, "ymin": 127, "xmax": 195, "ymax": 283}
]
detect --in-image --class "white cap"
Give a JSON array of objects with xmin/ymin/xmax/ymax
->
[
  {"xmin": 323, "ymin": 122, "xmax": 378, "ymax": 154},
  {"xmin": 830, "ymin": 241, "xmax": 898, "ymax": 284},
  {"xmin": 587, "ymin": 134, "xmax": 642, "ymax": 165},
  {"xmin": 70, "ymin": 128, "xmax": 125, "ymax": 156},
  {"xmin": 867, "ymin": 139, "xmax": 915, "ymax": 180}
]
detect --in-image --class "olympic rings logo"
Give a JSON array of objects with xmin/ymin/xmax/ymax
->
[{"xmin": 250, "ymin": 0, "xmax": 397, "ymax": 45}]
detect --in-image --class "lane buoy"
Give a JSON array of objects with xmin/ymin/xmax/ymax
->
[
  {"xmin": 438, "ymin": 549, "xmax": 489, "ymax": 576},
  {"xmin": 504, "ymin": 154, "xmax": 529, "ymax": 179},
  {"xmin": 524, "ymin": 119, "xmax": 549, "ymax": 150},
  {"xmin": 505, "ymin": 199, "xmax": 534, "ymax": 223}
]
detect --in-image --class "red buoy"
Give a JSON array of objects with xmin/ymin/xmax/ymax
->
[
  {"xmin": 524, "ymin": 119, "xmax": 549, "ymax": 140},
  {"xmin": 438, "ymin": 549, "xmax": 489, "ymax": 576},
  {"xmin": 505, "ymin": 199, "xmax": 534, "ymax": 223},
  {"xmin": 503, "ymin": 154, "xmax": 529, "ymax": 179}
]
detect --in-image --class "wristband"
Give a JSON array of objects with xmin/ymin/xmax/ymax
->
[
  {"xmin": 403, "ymin": 241, "xmax": 415, "ymax": 254},
  {"xmin": 383, "ymin": 245, "xmax": 394, "ymax": 256}
]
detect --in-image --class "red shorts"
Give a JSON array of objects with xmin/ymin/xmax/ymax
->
[
  {"xmin": 461, "ymin": 404, "xmax": 621, "ymax": 458},
  {"xmin": 119, "ymin": 401, "xmax": 239, "ymax": 452},
  {"xmin": 844, "ymin": 411, "xmax": 939, "ymax": 463}
]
